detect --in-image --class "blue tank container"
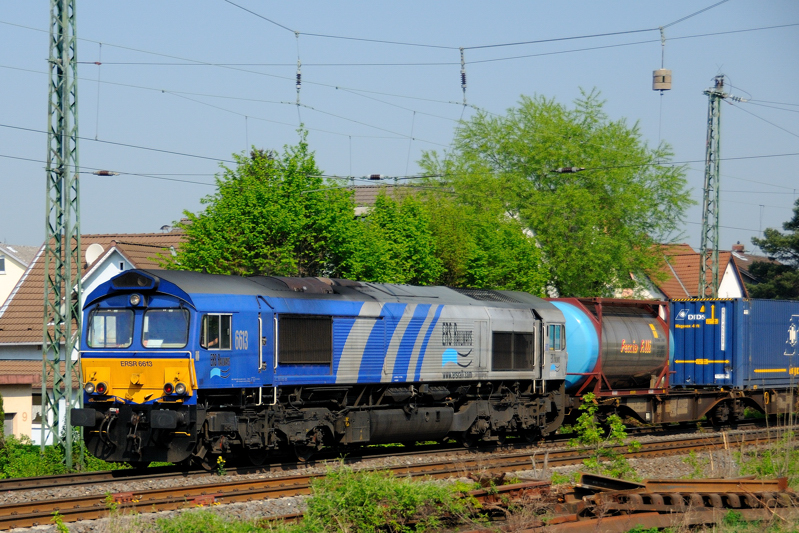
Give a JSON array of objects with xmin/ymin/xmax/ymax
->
[
  {"xmin": 670, "ymin": 299, "xmax": 799, "ymax": 389},
  {"xmin": 551, "ymin": 299, "xmax": 670, "ymax": 393},
  {"xmin": 550, "ymin": 301, "xmax": 599, "ymax": 391}
]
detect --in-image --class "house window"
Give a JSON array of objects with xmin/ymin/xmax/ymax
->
[
  {"xmin": 0, "ymin": 256, "xmax": 5, "ymax": 274},
  {"xmin": 4, "ymin": 414, "xmax": 14, "ymax": 437},
  {"xmin": 492, "ymin": 332, "xmax": 534, "ymax": 371},
  {"xmin": 200, "ymin": 314, "xmax": 232, "ymax": 350}
]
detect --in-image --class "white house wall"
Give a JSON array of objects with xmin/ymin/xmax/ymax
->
[
  {"xmin": 82, "ymin": 249, "xmax": 133, "ymax": 307},
  {"xmin": 717, "ymin": 262, "xmax": 744, "ymax": 298},
  {"xmin": 1, "ymin": 384, "xmax": 33, "ymax": 439},
  {"xmin": 0, "ymin": 254, "xmax": 28, "ymax": 307}
]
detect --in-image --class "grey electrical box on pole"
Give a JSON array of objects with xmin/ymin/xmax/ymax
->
[{"xmin": 43, "ymin": 0, "xmax": 82, "ymax": 468}]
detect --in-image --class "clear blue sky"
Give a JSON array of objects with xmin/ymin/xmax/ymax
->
[{"xmin": 1, "ymin": 1, "xmax": 798, "ymax": 254}]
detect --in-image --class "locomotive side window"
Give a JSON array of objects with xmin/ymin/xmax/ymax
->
[
  {"xmin": 142, "ymin": 308, "xmax": 189, "ymax": 348},
  {"xmin": 87, "ymin": 309, "xmax": 134, "ymax": 348},
  {"xmin": 492, "ymin": 332, "xmax": 534, "ymax": 371},
  {"xmin": 279, "ymin": 315, "xmax": 332, "ymax": 365},
  {"xmin": 200, "ymin": 314, "xmax": 232, "ymax": 350},
  {"xmin": 548, "ymin": 324, "xmax": 566, "ymax": 351}
]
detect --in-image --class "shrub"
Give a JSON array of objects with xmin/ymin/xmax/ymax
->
[
  {"xmin": 737, "ymin": 432, "xmax": 799, "ymax": 488},
  {"xmin": 293, "ymin": 464, "xmax": 474, "ymax": 533},
  {"xmin": 156, "ymin": 509, "xmax": 262, "ymax": 533},
  {"xmin": 569, "ymin": 393, "xmax": 640, "ymax": 480},
  {"xmin": 0, "ymin": 434, "xmax": 127, "ymax": 479}
]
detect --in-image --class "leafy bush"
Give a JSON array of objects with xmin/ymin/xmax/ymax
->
[
  {"xmin": 0, "ymin": 435, "xmax": 68, "ymax": 478},
  {"xmin": 288, "ymin": 465, "xmax": 475, "ymax": 533},
  {"xmin": 569, "ymin": 393, "xmax": 640, "ymax": 480},
  {"xmin": 737, "ymin": 432, "xmax": 799, "ymax": 488},
  {"xmin": 0, "ymin": 434, "xmax": 127, "ymax": 479},
  {"xmin": 156, "ymin": 509, "xmax": 263, "ymax": 533}
]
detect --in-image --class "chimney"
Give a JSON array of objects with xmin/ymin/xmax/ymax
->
[{"xmin": 732, "ymin": 241, "xmax": 744, "ymax": 253}]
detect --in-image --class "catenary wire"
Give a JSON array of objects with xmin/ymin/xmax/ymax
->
[
  {"xmin": 0, "ymin": 123, "xmax": 237, "ymax": 164},
  {"xmin": 727, "ymin": 101, "xmax": 799, "ymax": 140}
]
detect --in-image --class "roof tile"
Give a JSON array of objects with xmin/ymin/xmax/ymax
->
[{"xmin": 0, "ymin": 233, "xmax": 183, "ymax": 345}]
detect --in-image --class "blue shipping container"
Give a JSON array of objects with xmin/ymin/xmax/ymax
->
[{"xmin": 670, "ymin": 299, "xmax": 799, "ymax": 390}]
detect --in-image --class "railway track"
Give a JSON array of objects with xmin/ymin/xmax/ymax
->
[
  {"xmin": 0, "ymin": 419, "xmax": 770, "ymax": 495},
  {"xmin": 0, "ymin": 425, "xmax": 793, "ymax": 530}
]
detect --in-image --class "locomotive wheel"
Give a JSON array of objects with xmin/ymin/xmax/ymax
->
[
  {"xmin": 294, "ymin": 444, "xmax": 316, "ymax": 462},
  {"xmin": 521, "ymin": 427, "xmax": 542, "ymax": 443},
  {"xmin": 247, "ymin": 448, "xmax": 269, "ymax": 466},
  {"xmin": 458, "ymin": 431, "xmax": 479, "ymax": 448},
  {"xmin": 495, "ymin": 430, "xmax": 508, "ymax": 446}
]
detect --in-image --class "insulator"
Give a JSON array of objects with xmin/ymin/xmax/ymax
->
[
  {"xmin": 652, "ymin": 69, "xmax": 672, "ymax": 91},
  {"xmin": 461, "ymin": 70, "xmax": 466, "ymax": 89},
  {"xmin": 296, "ymin": 71, "xmax": 301, "ymax": 91}
]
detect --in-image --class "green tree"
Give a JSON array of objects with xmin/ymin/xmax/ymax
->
[
  {"xmin": 339, "ymin": 193, "xmax": 443, "ymax": 285},
  {"xmin": 166, "ymin": 132, "xmax": 357, "ymax": 277},
  {"xmin": 423, "ymin": 190, "xmax": 548, "ymax": 294},
  {"xmin": 749, "ymin": 198, "xmax": 799, "ymax": 299},
  {"xmin": 420, "ymin": 90, "xmax": 692, "ymax": 297}
]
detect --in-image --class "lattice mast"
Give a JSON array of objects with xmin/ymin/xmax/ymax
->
[
  {"xmin": 698, "ymin": 75, "xmax": 746, "ymax": 298},
  {"xmin": 42, "ymin": 0, "xmax": 82, "ymax": 467}
]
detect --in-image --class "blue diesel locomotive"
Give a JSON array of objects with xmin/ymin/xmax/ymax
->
[{"xmin": 71, "ymin": 269, "xmax": 568, "ymax": 465}]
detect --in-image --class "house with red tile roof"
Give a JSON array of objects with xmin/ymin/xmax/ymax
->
[
  {"xmin": 648, "ymin": 243, "xmax": 747, "ymax": 299},
  {"xmin": 0, "ymin": 232, "xmax": 183, "ymax": 442}
]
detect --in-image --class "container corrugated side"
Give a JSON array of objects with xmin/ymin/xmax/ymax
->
[
  {"xmin": 670, "ymin": 299, "xmax": 741, "ymax": 387},
  {"xmin": 742, "ymin": 299, "xmax": 799, "ymax": 390}
]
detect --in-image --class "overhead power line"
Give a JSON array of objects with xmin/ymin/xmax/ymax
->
[
  {"xmin": 727, "ymin": 101, "xmax": 799, "ymax": 140},
  {"xmin": 223, "ymin": 0, "xmax": 730, "ymax": 50},
  {"xmin": 0, "ymin": 123, "xmax": 237, "ymax": 164},
  {"xmin": 662, "ymin": 0, "xmax": 730, "ymax": 29},
  {"xmin": 0, "ymin": 0, "xmax": 738, "ymax": 58}
]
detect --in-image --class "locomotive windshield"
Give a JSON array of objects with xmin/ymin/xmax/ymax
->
[
  {"xmin": 87, "ymin": 309, "xmax": 134, "ymax": 348},
  {"xmin": 142, "ymin": 308, "xmax": 190, "ymax": 348}
]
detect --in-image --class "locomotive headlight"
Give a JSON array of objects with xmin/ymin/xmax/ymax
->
[
  {"xmin": 163, "ymin": 382, "xmax": 174, "ymax": 395},
  {"xmin": 84, "ymin": 382, "xmax": 96, "ymax": 394},
  {"xmin": 129, "ymin": 294, "xmax": 141, "ymax": 306},
  {"xmin": 95, "ymin": 382, "xmax": 108, "ymax": 395},
  {"xmin": 175, "ymin": 382, "xmax": 187, "ymax": 395}
]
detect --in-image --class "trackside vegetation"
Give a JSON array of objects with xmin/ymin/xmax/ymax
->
[
  {"xmin": 0, "ymin": 434, "xmax": 126, "ymax": 478},
  {"xmin": 96, "ymin": 465, "xmax": 482, "ymax": 533}
]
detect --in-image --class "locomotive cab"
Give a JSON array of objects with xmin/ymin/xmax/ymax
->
[{"xmin": 71, "ymin": 271, "xmax": 204, "ymax": 464}]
